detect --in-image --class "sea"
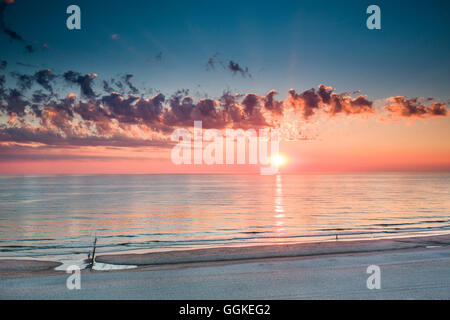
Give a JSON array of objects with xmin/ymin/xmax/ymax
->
[{"xmin": 0, "ymin": 173, "xmax": 449, "ymax": 269}]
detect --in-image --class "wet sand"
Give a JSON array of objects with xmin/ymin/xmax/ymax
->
[
  {"xmin": 95, "ymin": 234, "xmax": 450, "ymax": 266},
  {"xmin": 0, "ymin": 259, "xmax": 61, "ymax": 274}
]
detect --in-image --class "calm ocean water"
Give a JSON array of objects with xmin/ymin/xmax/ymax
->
[{"xmin": 0, "ymin": 174, "xmax": 449, "ymax": 266}]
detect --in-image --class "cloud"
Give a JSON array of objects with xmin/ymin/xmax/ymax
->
[
  {"xmin": 428, "ymin": 102, "xmax": 447, "ymax": 116},
  {"xmin": 63, "ymin": 71, "xmax": 98, "ymax": 99},
  {"xmin": 10, "ymin": 71, "xmax": 34, "ymax": 91},
  {"xmin": 264, "ymin": 90, "xmax": 283, "ymax": 115},
  {"xmin": 287, "ymin": 88, "xmax": 321, "ymax": 118},
  {"xmin": 206, "ymin": 53, "xmax": 222, "ymax": 71},
  {"xmin": 0, "ymin": 88, "xmax": 28, "ymax": 115},
  {"xmin": 206, "ymin": 53, "xmax": 252, "ymax": 78},
  {"xmin": 102, "ymin": 80, "xmax": 115, "ymax": 93},
  {"xmin": 228, "ymin": 60, "xmax": 251, "ymax": 78},
  {"xmin": 123, "ymin": 74, "xmax": 139, "ymax": 94},
  {"xmin": 286, "ymin": 84, "xmax": 373, "ymax": 119},
  {"xmin": 385, "ymin": 96, "xmax": 447, "ymax": 118},
  {"xmin": 33, "ymin": 69, "xmax": 56, "ymax": 93},
  {"xmin": 163, "ymin": 95, "xmax": 226, "ymax": 129},
  {"xmin": 0, "ymin": 68, "xmax": 447, "ymax": 150},
  {"xmin": 0, "ymin": 144, "xmax": 161, "ymax": 161},
  {"xmin": 16, "ymin": 62, "xmax": 37, "ymax": 68},
  {"xmin": 25, "ymin": 44, "xmax": 34, "ymax": 53},
  {"xmin": 2, "ymin": 27, "xmax": 23, "ymax": 41},
  {"xmin": 9, "ymin": 69, "xmax": 57, "ymax": 96},
  {"xmin": 100, "ymin": 91, "xmax": 165, "ymax": 126},
  {"xmin": 0, "ymin": 0, "xmax": 37, "ymax": 52},
  {"xmin": 0, "ymin": 126, "xmax": 172, "ymax": 148}
]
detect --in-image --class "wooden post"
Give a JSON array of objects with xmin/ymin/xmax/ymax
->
[{"xmin": 88, "ymin": 237, "xmax": 97, "ymax": 271}]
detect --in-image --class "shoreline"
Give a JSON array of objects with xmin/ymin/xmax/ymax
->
[
  {"xmin": 1, "ymin": 233, "xmax": 449, "ymax": 277},
  {"xmin": 1, "ymin": 238, "xmax": 449, "ymax": 299}
]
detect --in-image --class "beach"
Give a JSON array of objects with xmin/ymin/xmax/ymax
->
[{"xmin": 1, "ymin": 234, "xmax": 449, "ymax": 299}]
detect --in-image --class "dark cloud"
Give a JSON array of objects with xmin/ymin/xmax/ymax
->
[
  {"xmin": 288, "ymin": 88, "xmax": 321, "ymax": 118},
  {"xmin": 0, "ymin": 1, "xmax": 36, "ymax": 52},
  {"xmin": 101, "ymin": 92, "xmax": 138, "ymax": 123},
  {"xmin": 0, "ymin": 144, "xmax": 166, "ymax": 161},
  {"xmin": 219, "ymin": 91, "xmax": 242, "ymax": 123},
  {"xmin": 102, "ymin": 80, "xmax": 114, "ymax": 93},
  {"xmin": 34, "ymin": 69, "xmax": 56, "ymax": 93},
  {"xmin": 135, "ymin": 93, "xmax": 165, "ymax": 122},
  {"xmin": 0, "ymin": 67, "xmax": 446, "ymax": 149},
  {"xmin": 99, "ymin": 91, "xmax": 165, "ymax": 126},
  {"xmin": 206, "ymin": 53, "xmax": 222, "ymax": 71},
  {"xmin": 74, "ymin": 101, "xmax": 112, "ymax": 134},
  {"xmin": 3, "ymin": 27, "xmax": 23, "ymax": 41},
  {"xmin": 242, "ymin": 93, "xmax": 259, "ymax": 115},
  {"xmin": 0, "ymin": 126, "xmax": 172, "ymax": 148},
  {"xmin": 264, "ymin": 90, "xmax": 283, "ymax": 115},
  {"xmin": 0, "ymin": 88, "xmax": 28, "ymax": 116},
  {"xmin": 163, "ymin": 95, "xmax": 196, "ymax": 127},
  {"xmin": 123, "ymin": 74, "xmax": 138, "ymax": 94},
  {"xmin": 206, "ymin": 53, "xmax": 251, "ymax": 78},
  {"xmin": 63, "ymin": 71, "xmax": 97, "ymax": 98},
  {"xmin": 385, "ymin": 96, "xmax": 447, "ymax": 118},
  {"xmin": 25, "ymin": 44, "xmax": 34, "ymax": 53},
  {"xmin": 164, "ymin": 95, "xmax": 227, "ymax": 129},
  {"xmin": 428, "ymin": 102, "xmax": 447, "ymax": 116},
  {"xmin": 10, "ymin": 69, "xmax": 57, "ymax": 94},
  {"xmin": 228, "ymin": 60, "xmax": 251, "ymax": 78},
  {"xmin": 163, "ymin": 88, "xmax": 268, "ymax": 129},
  {"xmin": 114, "ymin": 79, "xmax": 124, "ymax": 93},
  {"xmin": 289, "ymin": 84, "xmax": 374, "ymax": 118},
  {"xmin": 317, "ymin": 84, "xmax": 332, "ymax": 104},
  {"xmin": 16, "ymin": 61, "xmax": 37, "ymax": 68},
  {"xmin": 189, "ymin": 99, "xmax": 225, "ymax": 129},
  {"xmin": 31, "ymin": 90, "xmax": 50, "ymax": 104},
  {"xmin": 10, "ymin": 71, "xmax": 33, "ymax": 90}
]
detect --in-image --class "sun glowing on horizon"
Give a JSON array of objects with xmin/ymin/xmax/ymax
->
[{"xmin": 270, "ymin": 154, "xmax": 288, "ymax": 168}]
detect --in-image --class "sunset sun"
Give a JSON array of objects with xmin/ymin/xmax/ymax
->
[{"xmin": 270, "ymin": 154, "xmax": 288, "ymax": 167}]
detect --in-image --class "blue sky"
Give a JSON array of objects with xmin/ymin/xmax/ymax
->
[
  {"xmin": 1, "ymin": 0, "xmax": 450, "ymax": 101},
  {"xmin": 1, "ymin": 0, "xmax": 450, "ymax": 173}
]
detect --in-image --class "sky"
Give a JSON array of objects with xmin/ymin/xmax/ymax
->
[{"xmin": 0, "ymin": 0, "xmax": 449, "ymax": 174}]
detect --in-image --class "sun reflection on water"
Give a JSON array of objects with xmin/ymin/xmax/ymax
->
[{"xmin": 274, "ymin": 175, "xmax": 286, "ymax": 238}]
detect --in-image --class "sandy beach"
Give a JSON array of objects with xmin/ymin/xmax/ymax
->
[{"xmin": 0, "ymin": 234, "xmax": 449, "ymax": 299}]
